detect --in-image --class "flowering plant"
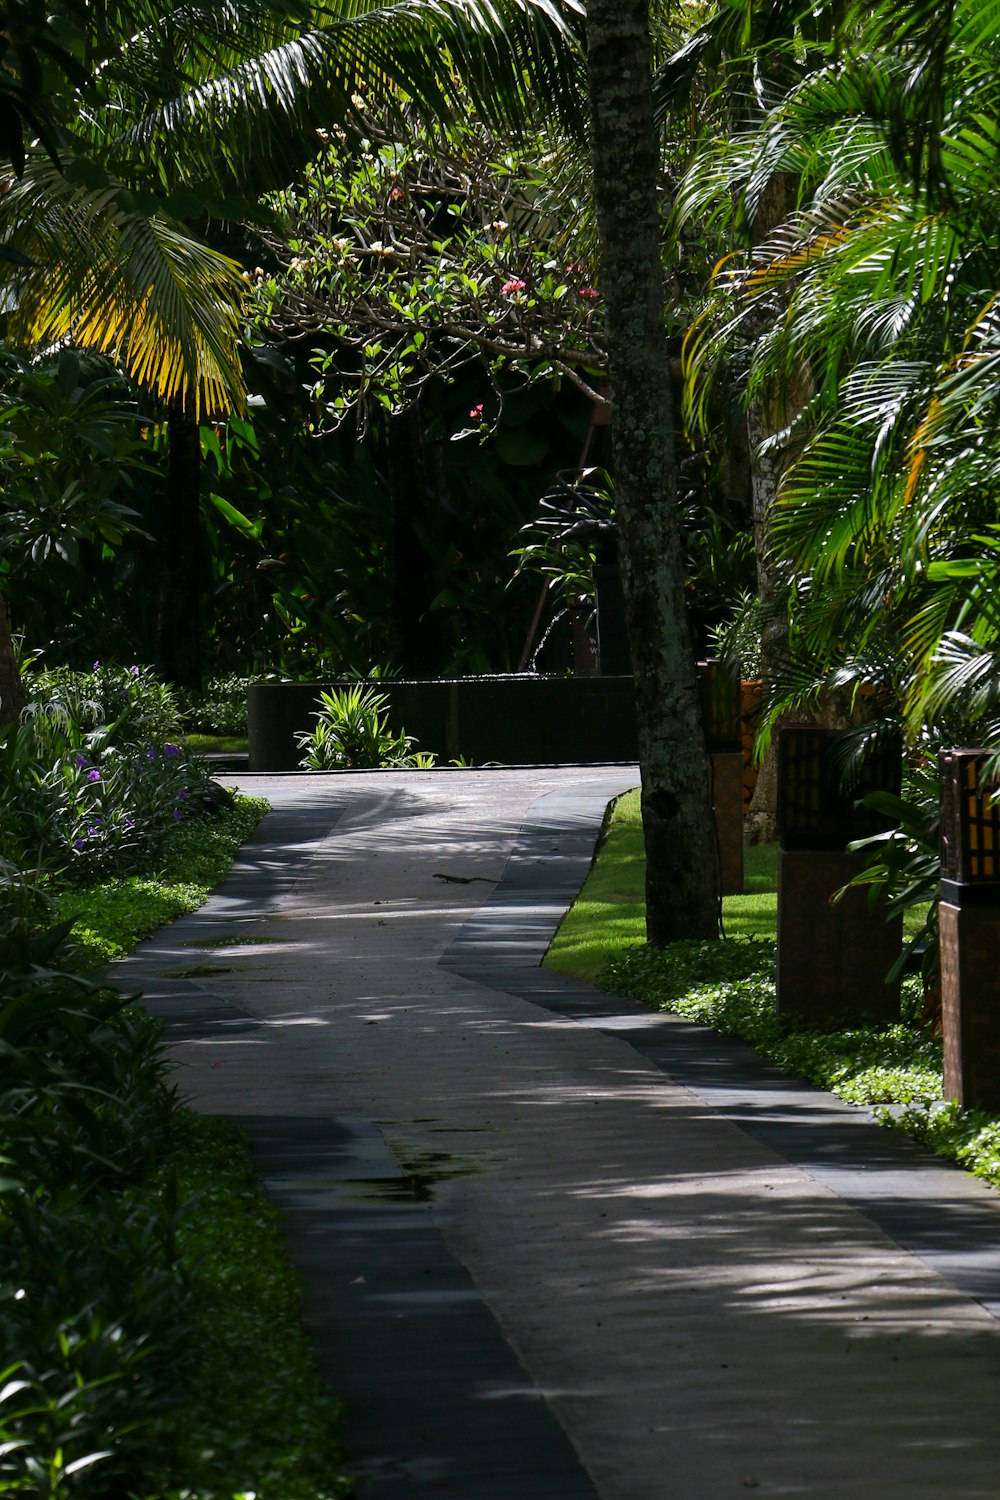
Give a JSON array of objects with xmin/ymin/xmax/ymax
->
[
  {"xmin": 3, "ymin": 664, "xmax": 219, "ymax": 894},
  {"xmin": 248, "ymin": 111, "xmax": 608, "ymax": 436}
]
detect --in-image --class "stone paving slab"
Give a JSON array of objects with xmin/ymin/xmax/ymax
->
[
  {"xmin": 108, "ymin": 769, "xmax": 1000, "ymax": 1499},
  {"xmin": 235, "ymin": 1114, "xmax": 599, "ymax": 1500}
]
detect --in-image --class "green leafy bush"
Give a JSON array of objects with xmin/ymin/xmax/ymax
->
[
  {"xmin": 847, "ymin": 766, "xmax": 941, "ymax": 983},
  {"xmin": 2, "ymin": 665, "xmax": 221, "ymax": 899},
  {"xmin": 177, "ymin": 673, "xmax": 262, "ymax": 737},
  {"xmin": 23, "ymin": 660, "xmax": 181, "ymax": 750},
  {"xmin": 0, "ymin": 919, "xmax": 190, "ymax": 1497},
  {"xmin": 296, "ymin": 684, "xmax": 435, "ymax": 769}
]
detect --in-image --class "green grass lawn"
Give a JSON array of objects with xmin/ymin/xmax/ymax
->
[
  {"xmin": 547, "ymin": 786, "xmax": 926, "ymax": 982},
  {"xmin": 545, "ymin": 785, "xmax": 1000, "ymax": 1194},
  {"xmin": 546, "ymin": 786, "xmax": 777, "ymax": 983},
  {"xmin": 185, "ymin": 732, "xmax": 249, "ymax": 754}
]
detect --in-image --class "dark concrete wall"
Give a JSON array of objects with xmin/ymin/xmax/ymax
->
[{"xmin": 248, "ymin": 677, "xmax": 639, "ymax": 771}]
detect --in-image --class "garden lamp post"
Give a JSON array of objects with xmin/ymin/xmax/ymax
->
[
  {"xmin": 775, "ymin": 726, "xmax": 902, "ymax": 1023},
  {"xmin": 697, "ymin": 660, "xmax": 744, "ymax": 896},
  {"xmin": 939, "ymin": 750, "xmax": 1000, "ymax": 1110}
]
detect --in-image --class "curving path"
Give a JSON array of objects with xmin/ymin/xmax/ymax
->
[{"xmin": 111, "ymin": 768, "xmax": 1000, "ymax": 1500}]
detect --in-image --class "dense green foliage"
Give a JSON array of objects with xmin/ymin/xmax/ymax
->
[
  {"xmin": 677, "ymin": 0, "xmax": 1000, "ymax": 778},
  {"xmin": 3, "ymin": 663, "xmax": 223, "ymax": 918},
  {"xmin": 0, "ymin": 913, "xmax": 350, "ymax": 1499},
  {"xmin": 296, "ymin": 683, "xmax": 436, "ymax": 769},
  {"xmin": 0, "ymin": 651, "xmax": 349, "ymax": 1495},
  {"xmin": 176, "ymin": 675, "xmax": 261, "ymax": 738}
]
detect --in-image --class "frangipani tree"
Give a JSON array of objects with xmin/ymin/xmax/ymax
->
[{"xmin": 249, "ymin": 112, "xmax": 608, "ymax": 433}]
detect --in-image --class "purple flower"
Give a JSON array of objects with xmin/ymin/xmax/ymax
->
[
  {"xmin": 92, "ymin": 661, "xmax": 101, "ymax": 671},
  {"xmin": 73, "ymin": 838, "xmax": 85, "ymax": 849},
  {"xmin": 162, "ymin": 743, "xmax": 181, "ymax": 757},
  {"xmin": 177, "ymin": 788, "xmax": 189, "ymax": 800},
  {"xmin": 87, "ymin": 768, "xmax": 101, "ymax": 782},
  {"xmin": 147, "ymin": 748, "xmax": 157, "ymax": 761},
  {"xmin": 129, "ymin": 664, "xmax": 141, "ymax": 676},
  {"xmin": 172, "ymin": 808, "xmax": 181, "ymax": 820},
  {"xmin": 74, "ymin": 755, "xmax": 89, "ymax": 768}
]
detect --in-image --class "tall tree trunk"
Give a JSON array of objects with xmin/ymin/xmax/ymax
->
[
  {"xmin": 0, "ymin": 590, "xmax": 26, "ymax": 728},
  {"xmin": 155, "ymin": 402, "xmax": 203, "ymax": 692},
  {"xmin": 743, "ymin": 394, "xmax": 787, "ymax": 843},
  {"xmin": 586, "ymin": 0, "xmax": 719, "ymax": 943},
  {"xmin": 744, "ymin": 173, "xmax": 812, "ymax": 843}
]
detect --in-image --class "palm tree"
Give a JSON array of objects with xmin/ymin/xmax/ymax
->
[{"xmin": 674, "ymin": 0, "xmax": 1000, "ymax": 777}]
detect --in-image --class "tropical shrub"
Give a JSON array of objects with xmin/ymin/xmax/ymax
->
[
  {"xmin": 848, "ymin": 767, "xmax": 941, "ymax": 984},
  {"xmin": 176, "ymin": 673, "xmax": 263, "ymax": 736},
  {"xmin": 296, "ymin": 684, "xmax": 435, "ymax": 769},
  {"xmin": 0, "ymin": 917, "xmax": 190, "ymax": 1498},
  {"xmin": 23, "ymin": 659, "xmax": 180, "ymax": 750},
  {"xmin": 2, "ymin": 663, "xmax": 220, "ymax": 896}
]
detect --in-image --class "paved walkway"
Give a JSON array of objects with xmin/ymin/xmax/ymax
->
[{"xmin": 111, "ymin": 769, "xmax": 1000, "ymax": 1499}]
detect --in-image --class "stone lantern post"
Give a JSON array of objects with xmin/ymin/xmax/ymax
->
[
  {"xmin": 776, "ymin": 726, "xmax": 902, "ymax": 1024},
  {"xmin": 939, "ymin": 750, "xmax": 1000, "ymax": 1111},
  {"xmin": 697, "ymin": 660, "xmax": 744, "ymax": 896}
]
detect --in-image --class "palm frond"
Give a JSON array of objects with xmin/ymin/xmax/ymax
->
[
  {"xmin": 80, "ymin": 0, "xmax": 586, "ymax": 193},
  {"xmin": 0, "ymin": 165, "xmax": 246, "ymax": 416}
]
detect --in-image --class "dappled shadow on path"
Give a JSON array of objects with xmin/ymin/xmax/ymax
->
[{"xmin": 116, "ymin": 768, "xmax": 1000, "ymax": 1497}]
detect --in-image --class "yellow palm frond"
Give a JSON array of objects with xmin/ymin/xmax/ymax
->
[{"xmin": 0, "ymin": 164, "xmax": 246, "ymax": 418}]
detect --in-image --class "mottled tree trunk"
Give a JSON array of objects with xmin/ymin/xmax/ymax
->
[
  {"xmin": 743, "ymin": 392, "xmax": 787, "ymax": 843},
  {"xmin": 744, "ymin": 174, "xmax": 811, "ymax": 843},
  {"xmin": 586, "ymin": 0, "xmax": 719, "ymax": 943},
  {"xmin": 0, "ymin": 590, "xmax": 26, "ymax": 728},
  {"xmin": 155, "ymin": 402, "xmax": 203, "ymax": 692}
]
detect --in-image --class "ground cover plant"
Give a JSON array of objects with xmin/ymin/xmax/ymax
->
[
  {"xmin": 0, "ymin": 661, "xmax": 352, "ymax": 1497},
  {"xmin": 54, "ymin": 791, "xmax": 268, "ymax": 967},
  {"xmin": 546, "ymin": 789, "xmax": 1000, "ymax": 1192},
  {"xmin": 0, "ymin": 916, "xmax": 351, "ymax": 1499}
]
